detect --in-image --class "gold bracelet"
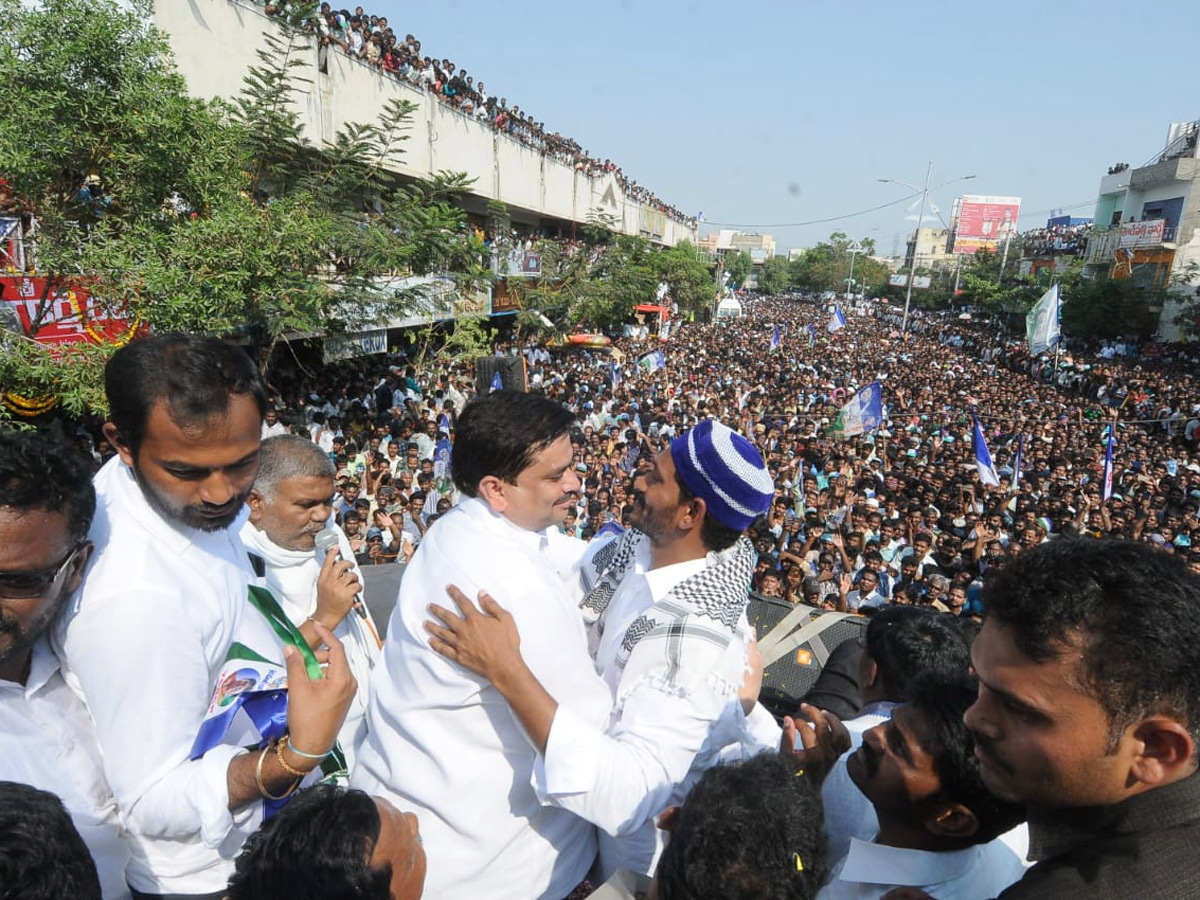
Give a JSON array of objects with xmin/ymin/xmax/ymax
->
[
  {"xmin": 255, "ymin": 745, "xmax": 300, "ymax": 800},
  {"xmin": 274, "ymin": 737, "xmax": 315, "ymax": 779}
]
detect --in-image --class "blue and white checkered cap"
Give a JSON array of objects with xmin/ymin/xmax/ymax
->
[{"xmin": 670, "ymin": 420, "xmax": 773, "ymax": 532}]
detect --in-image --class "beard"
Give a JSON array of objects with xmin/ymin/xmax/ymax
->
[
  {"xmin": 133, "ymin": 465, "xmax": 246, "ymax": 533},
  {"xmin": 0, "ymin": 594, "xmax": 61, "ymax": 670}
]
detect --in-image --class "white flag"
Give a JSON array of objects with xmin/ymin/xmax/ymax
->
[{"xmin": 1026, "ymin": 284, "xmax": 1060, "ymax": 355}]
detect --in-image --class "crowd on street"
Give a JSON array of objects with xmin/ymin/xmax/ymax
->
[{"xmin": 4, "ymin": 294, "xmax": 1200, "ymax": 900}]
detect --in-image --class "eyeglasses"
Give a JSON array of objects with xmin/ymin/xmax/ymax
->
[{"xmin": 0, "ymin": 543, "xmax": 86, "ymax": 600}]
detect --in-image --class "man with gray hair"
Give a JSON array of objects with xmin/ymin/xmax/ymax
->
[{"xmin": 240, "ymin": 435, "xmax": 381, "ymax": 772}]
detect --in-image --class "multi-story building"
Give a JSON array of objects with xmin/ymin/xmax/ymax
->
[
  {"xmin": 904, "ymin": 226, "xmax": 955, "ymax": 270},
  {"xmin": 1083, "ymin": 120, "xmax": 1200, "ymax": 339}
]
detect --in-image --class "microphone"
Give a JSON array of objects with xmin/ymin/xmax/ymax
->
[{"xmin": 315, "ymin": 527, "xmax": 369, "ymax": 622}]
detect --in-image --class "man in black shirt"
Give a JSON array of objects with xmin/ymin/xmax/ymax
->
[{"xmin": 961, "ymin": 539, "xmax": 1200, "ymax": 899}]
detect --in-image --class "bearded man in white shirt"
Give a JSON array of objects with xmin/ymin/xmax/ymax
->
[
  {"xmin": 241, "ymin": 434, "xmax": 381, "ymax": 773},
  {"xmin": 54, "ymin": 335, "xmax": 356, "ymax": 900},
  {"xmin": 352, "ymin": 390, "xmax": 611, "ymax": 900},
  {"xmin": 0, "ymin": 430, "xmax": 129, "ymax": 899},
  {"xmin": 428, "ymin": 419, "xmax": 779, "ymax": 878}
]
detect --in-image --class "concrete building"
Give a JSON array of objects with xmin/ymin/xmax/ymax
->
[
  {"xmin": 1083, "ymin": 119, "xmax": 1200, "ymax": 340},
  {"xmin": 904, "ymin": 227, "xmax": 954, "ymax": 270},
  {"xmin": 152, "ymin": 0, "xmax": 698, "ymax": 249}
]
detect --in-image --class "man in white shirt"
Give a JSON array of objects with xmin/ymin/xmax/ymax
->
[
  {"xmin": 820, "ymin": 607, "xmax": 971, "ymax": 866},
  {"xmin": 428, "ymin": 419, "xmax": 779, "ymax": 878},
  {"xmin": 260, "ymin": 408, "xmax": 288, "ymax": 440},
  {"xmin": 819, "ymin": 673, "xmax": 1025, "ymax": 900},
  {"xmin": 352, "ymin": 391, "xmax": 611, "ymax": 900},
  {"xmin": 54, "ymin": 335, "xmax": 356, "ymax": 899},
  {"xmin": 0, "ymin": 430, "xmax": 129, "ymax": 899},
  {"xmin": 240, "ymin": 435, "xmax": 381, "ymax": 773}
]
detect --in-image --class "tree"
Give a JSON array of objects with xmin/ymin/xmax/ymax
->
[
  {"xmin": 653, "ymin": 242, "xmax": 717, "ymax": 320},
  {"xmin": 723, "ymin": 251, "xmax": 752, "ymax": 289},
  {"xmin": 0, "ymin": 0, "xmax": 489, "ymax": 418},
  {"xmin": 758, "ymin": 255, "xmax": 791, "ymax": 294},
  {"xmin": 787, "ymin": 232, "xmax": 890, "ymax": 295}
]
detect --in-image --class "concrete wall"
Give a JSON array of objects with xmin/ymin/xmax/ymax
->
[{"xmin": 156, "ymin": 0, "xmax": 697, "ymax": 246}]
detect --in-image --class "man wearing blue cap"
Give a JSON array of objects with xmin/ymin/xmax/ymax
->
[{"xmin": 428, "ymin": 418, "xmax": 779, "ymax": 879}]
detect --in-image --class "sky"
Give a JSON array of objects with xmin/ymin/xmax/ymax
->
[{"xmin": 372, "ymin": 0, "xmax": 1199, "ymax": 255}]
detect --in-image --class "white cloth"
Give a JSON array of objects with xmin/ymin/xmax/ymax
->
[
  {"xmin": 239, "ymin": 521, "xmax": 379, "ymax": 771},
  {"xmin": 53, "ymin": 457, "xmax": 255, "ymax": 894},
  {"xmin": 536, "ymin": 534, "xmax": 772, "ymax": 879},
  {"xmin": 818, "ymin": 835, "xmax": 1025, "ymax": 900},
  {"xmin": 351, "ymin": 497, "xmax": 611, "ymax": 900},
  {"xmin": 0, "ymin": 638, "xmax": 131, "ymax": 900},
  {"xmin": 260, "ymin": 421, "xmax": 288, "ymax": 439}
]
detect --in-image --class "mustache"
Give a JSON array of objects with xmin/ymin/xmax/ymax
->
[
  {"xmin": 970, "ymin": 730, "xmax": 1013, "ymax": 774},
  {"xmin": 857, "ymin": 739, "xmax": 881, "ymax": 778}
]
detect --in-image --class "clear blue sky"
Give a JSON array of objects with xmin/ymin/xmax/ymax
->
[{"xmin": 373, "ymin": 0, "xmax": 1197, "ymax": 255}]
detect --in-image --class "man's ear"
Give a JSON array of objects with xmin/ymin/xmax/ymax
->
[
  {"xmin": 1128, "ymin": 717, "xmax": 1196, "ymax": 787},
  {"xmin": 101, "ymin": 422, "xmax": 134, "ymax": 468},
  {"xmin": 246, "ymin": 490, "xmax": 266, "ymax": 524},
  {"xmin": 679, "ymin": 495, "xmax": 705, "ymax": 534},
  {"xmin": 923, "ymin": 803, "xmax": 979, "ymax": 841},
  {"xmin": 656, "ymin": 806, "xmax": 681, "ymax": 833},
  {"xmin": 476, "ymin": 475, "xmax": 508, "ymax": 514}
]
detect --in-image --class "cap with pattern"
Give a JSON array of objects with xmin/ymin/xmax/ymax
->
[{"xmin": 670, "ymin": 419, "xmax": 773, "ymax": 532}]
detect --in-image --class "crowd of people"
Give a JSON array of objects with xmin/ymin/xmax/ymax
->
[
  {"xmin": 256, "ymin": 0, "xmax": 697, "ymax": 229},
  {"xmin": 1019, "ymin": 223, "xmax": 1091, "ymax": 258},
  {"xmin": 4, "ymin": 294, "xmax": 1200, "ymax": 899}
]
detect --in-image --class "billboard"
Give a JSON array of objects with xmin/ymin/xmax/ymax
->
[
  {"xmin": 951, "ymin": 195, "xmax": 1021, "ymax": 254},
  {"xmin": 0, "ymin": 275, "xmax": 141, "ymax": 349}
]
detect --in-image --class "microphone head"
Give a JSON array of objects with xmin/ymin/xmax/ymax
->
[{"xmin": 314, "ymin": 527, "xmax": 340, "ymax": 558}]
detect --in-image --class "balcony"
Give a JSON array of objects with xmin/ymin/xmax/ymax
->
[{"xmin": 1084, "ymin": 220, "xmax": 1176, "ymax": 265}]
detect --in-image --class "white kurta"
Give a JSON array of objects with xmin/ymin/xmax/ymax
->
[
  {"xmin": 239, "ymin": 521, "xmax": 379, "ymax": 771},
  {"xmin": 0, "ymin": 638, "xmax": 131, "ymax": 900},
  {"xmin": 352, "ymin": 497, "xmax": 612, "ymax": 900},
  {"xmin": 53, "ymin": 457, "xmax": 256, "ymax": 894},
  {"xmin": 536, "ymin": 534, "xmax": 775, "ymax": 878}
]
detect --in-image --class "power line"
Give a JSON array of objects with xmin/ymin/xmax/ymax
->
[{"xmin": 701, "ymin": 192, "xmax": 921, "ymax": 229}]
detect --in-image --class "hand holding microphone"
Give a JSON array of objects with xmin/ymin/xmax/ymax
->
[{"xmin": 314, "ymin": 527, "xmax": 367, "ymax": 627}]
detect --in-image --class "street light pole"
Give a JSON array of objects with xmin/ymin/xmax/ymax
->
[
  {"xmin": 901, "ymin": 161, "xmax": 932, "ymax": 335},
  {"xmin": 879, "ymin": 167, "xmax": 976, "ymax": 335},
  {"xmin": 846, "ymin": 239, "xmax": 863, "ymax": 299}
]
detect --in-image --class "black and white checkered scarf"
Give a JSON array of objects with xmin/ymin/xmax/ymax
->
[{"xmin": 579, "ymin": 530, "xmax": 756, "ymax": 691}]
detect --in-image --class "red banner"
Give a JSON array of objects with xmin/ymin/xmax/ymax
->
[{"xmin": 0, "ymin": 275, "xmax": 141, "ymax": 349}]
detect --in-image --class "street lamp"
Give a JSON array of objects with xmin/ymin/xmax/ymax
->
[
  {"xmin": 880, "ymin": 166, "xmax": 976, "ymax": 334},
  {"xmin": 845, "ymin": 239, "xmax": 864, "ymax": 300}
]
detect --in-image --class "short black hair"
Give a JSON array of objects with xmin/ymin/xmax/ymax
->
[
  {"xmin": 105, "ymin": 334, "xmax": 266, "ymax": 456},
  {"xmin": 226, "ymin": 784, "xmax": 390, "ymax": 900},
  {"xmin": 451, "ymin": 391, "xmax": 574, "ymax": 498},
  {"xmin": 674, "ymin": 470, "xmax": 742, "ymax": 552},
  {"xmin": 0, "ymin": 430, "xmax": 95, "ymax": 544},
  {"xmin": 866, "ymin": 606, "xmax": 970, "ymax": 702},
  {"xmin": 0, "ymin": 781, "xmax": 101, "ymax": 900},
  {"xmin": 906, "ymin": 673, "xmax": 1025, "ymax": 843},
  {"xmin": 655, "ymin": 752, "xmax": 826, "ymax": 900},
  {"xmin": 983, "ymin": 538, "xmax": 1200, "ymax": 749}
]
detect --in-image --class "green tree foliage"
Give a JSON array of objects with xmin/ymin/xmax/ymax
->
[
  {"xmin": 652, "ymin": 242, "xmax": 717, "ymax": 320},
  {"xmin": 1061, "ymin": 277, "xmax": 1158, "ymax": 341},
  {"xmin": 0, "ymin": 0, "xmax": 488, "ymax": 417},
  {"xmin": 787, "ymin": 232, "xmax": 890, "ymax": 295},
  {"xmin": 723, "ymin": 250, "xmax": 753, "ymax": 289},
  {"xmin": 758, "ymin": 255, "xmax": 791, "ymax": 294}
]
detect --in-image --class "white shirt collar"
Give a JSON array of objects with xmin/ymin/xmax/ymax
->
[
  {"xmin": 643, "ymin": 554, "xmax": 708, "ymax": 604},
  {"xmin": 838, "ymin": 836, "xmax": 983, "ymax": 887}
]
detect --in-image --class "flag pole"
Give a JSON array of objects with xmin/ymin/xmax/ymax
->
[{"xmin": 1051, "ymin": 280, "xmax": 1061, "ymax": 380}]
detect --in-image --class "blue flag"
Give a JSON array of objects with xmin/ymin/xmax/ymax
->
[
  {"xmin": 828, "ymin": 307, "xmax": 847, "ymax": 333},
  {"xmin": 826, "ymin": 382, "xmax": 883, "ymax": 439},
  {"xmin": 1102, "ymin": 426, "xmax": 1116, "ymax": 501},
  {"xmin": 611, "ymin": 361, "xmax": 622, "ymax": 387},
  {"xmin": 770, "ymin": 324, "xmax": 781, "ymax": 353},
  {"xmin": 639, "ymin": 349, "xmax": 666, "ymax": 372},
  {"xmin": 806, "ymin": 323, "xmax": 816, "ymax": 347},
  {"xmin": 490, "ymin": 370, "xmax": 503, "ymax": 393},
  {"xmin": 1011, "ymin": 434, "xmax": 1024, "ymax": 495},
  {"xmin": 973, "ymin": 415, "xmax": 1000, "ymax": 487}
]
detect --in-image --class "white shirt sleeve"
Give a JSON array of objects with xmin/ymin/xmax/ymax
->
[
  {"xmin": 61, "ymin": 583, "xmax": 246, "ymax": 845},
  {"xmin": 533, "ymin": 673, "xmax": 727, "ymax": 836}
]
